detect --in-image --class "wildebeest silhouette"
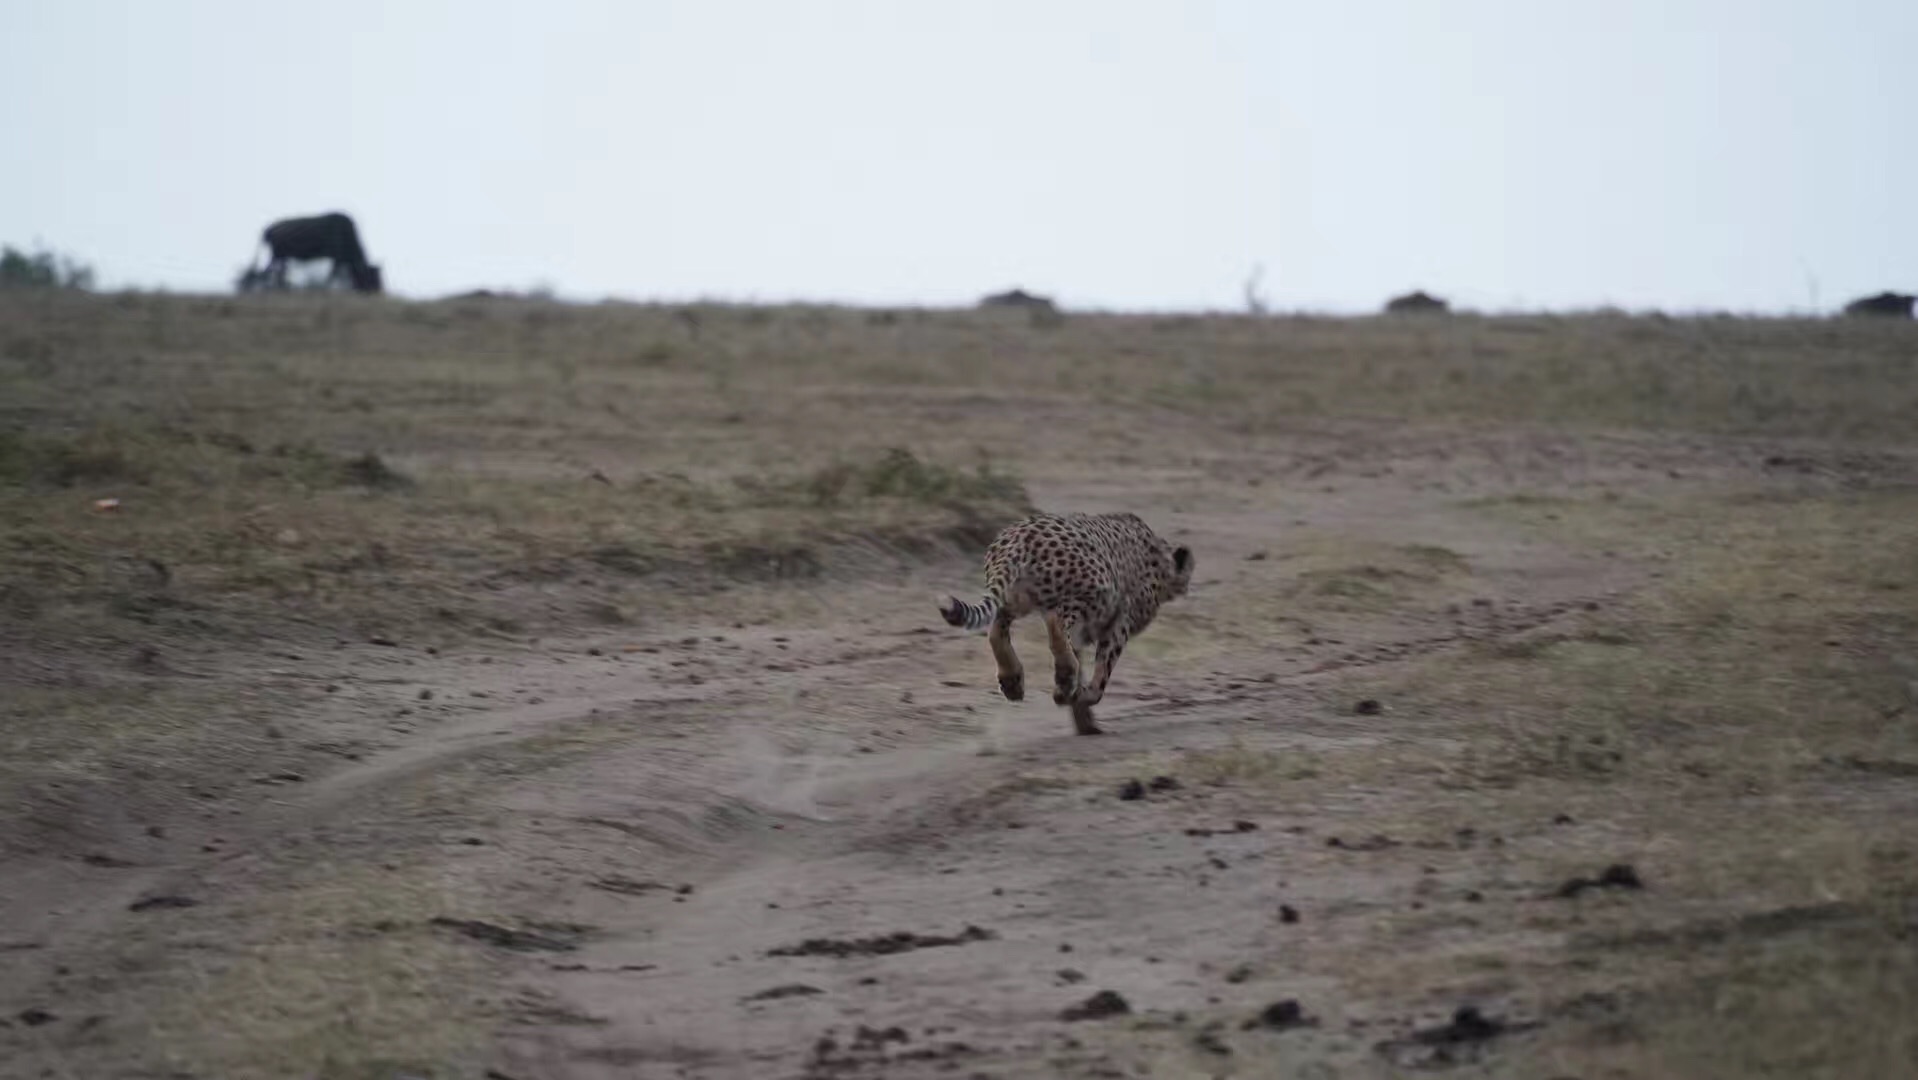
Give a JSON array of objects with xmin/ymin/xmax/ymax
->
[
  {"xmin": 1842, "ymin": 291, "xmax": 1915, "ymax": 318},
  {"xmin": 238, "ymin": 212, "xmax": 383, "ymax": 294},
  {"xmin": 1384, "ymin": 290, "xmax": 1449, "ymax": 314}
]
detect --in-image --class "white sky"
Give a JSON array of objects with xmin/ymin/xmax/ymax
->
[{"xmin": 3, "ymin": 1, "xmax": 1912, "ymax": 312}]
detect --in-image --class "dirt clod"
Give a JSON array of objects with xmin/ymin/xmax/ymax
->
[
  {"xmin": 767, "ymin": 925, "xmax": 995, "ymax": 959},
  {"xmin": 1279, "ymin": 904, "xmax": 1300, "ymax": 923},
  {"xmin": 1148, "ymin": 775, "xmax": 1181, "ymax": 792},
  {"xmin": 1377, "ymin": 1006, "xmax": 1540, "ymax": 1069},
  {"xmin": 1243, "ymin": 999, "xmax": 1316, "ymax": 1031},
  {"xmin": 1117, "ymin": 779, "xmax": 1146, "ymax": 801},
  {"xmin": 1554, "ymin": 863, "xmax": 1644, "ymax": 898},
  {"xmin": 1193, "ymin": 1025, "xmax": 1232, "ymax": 1055},
  {"xmin": 589, "ymin": 876, "xmax": 673, "ymax": 896},
  {"xmin": 1060, "ymin": 990, "xmax": 1132, "ymax": 1021},
  {"xmin": 852, "ymin": 1024, "xmax": 911, "ymax": 1049},
  {"xmin": 1415, "ymin": 1006, "xmax": 1526, "ymax": 1044},
  {"xmin": 744, "ymin": 983, "xmax": 824, "ymax": 1002},
  {"xmin": 127, "ymin": 894, "xmax": 197, "ymax": 912},
  {"xmin": 1327, "ymin": 834, "xmax": 1398, "ymax": 851},
  {"xmin": 1354, "ymin": 698, "xmax": 1383, "ymax": 715}
]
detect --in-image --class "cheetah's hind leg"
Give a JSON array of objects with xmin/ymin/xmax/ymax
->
[
  {"xmin": 1044, "ymin": 611, "xmax": 1082, "ymax": 706},
  {"xmin": 1069, "ymin": 698, "xmax": 1101, "ymax": 736},
  {"xmin": 987, "ymin": 608, "xmax": 1024, "ymax": 701}
]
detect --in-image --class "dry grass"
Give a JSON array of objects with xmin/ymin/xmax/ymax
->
[
  {"xmin": 1152, "ymin": 488, "xmax": 1918, "ymax": 1077},
  {"xmin": 138, "ymin": 863, "xmax": 495, "ymax": 1080},
  {"xmin": 5, "ymin": 291, "xmax": 1918, "ymax": 1077}
]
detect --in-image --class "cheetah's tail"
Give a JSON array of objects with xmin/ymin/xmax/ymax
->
[{"xmin": 938, "ymin": 593, "xmax": 998, "ymax": 634}]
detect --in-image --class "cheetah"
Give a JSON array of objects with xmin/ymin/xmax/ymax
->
[{"xmin": 938, "ymin": 512, "xmax": 1193, "ymax": 735}]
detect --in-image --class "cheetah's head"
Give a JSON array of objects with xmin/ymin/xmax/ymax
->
[{"xmin": 1166, "ymin": 545, "xmax": 1194, "ymax": 600}]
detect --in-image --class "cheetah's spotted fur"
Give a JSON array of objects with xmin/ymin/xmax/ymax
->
[{"xmin": 939, "ymin": 512, "xmax": 1193, "ymax": 735}]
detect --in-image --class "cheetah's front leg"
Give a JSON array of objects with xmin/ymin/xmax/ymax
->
[
  {"xmin": 1076, "ymin": 634, "xmax": 1126, "ymax": 708},
  {"xmin": 988, "ymin": 609, "xmax": 1024, "ymax": 701}
]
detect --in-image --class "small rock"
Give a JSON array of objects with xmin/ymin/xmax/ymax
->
[
  {"xmin": 1278, "ymin": 904, "xmax": 1300, "ymax": 924},
  {"xmin": 1117, "ymin": 779, "xmax": 1146, "ymax": 801},
  {"xmin": 418, "ymin": 689, "xmax": 433, "ymax": 700},
  {"xmin": 1147, "ymin": 775, "xmax": 1181, "ymax": 792},
  {"xmin": 369, "ymin": 636, "xmax": 399, "ymax": 647},
  {"xmin": 18, "ymin": 1008, "xmax": 56, "ymax": 1026},
  {"xmin": 1061, "ymin": 990, "xmax": 1131, "ymax": 1021},
  {"xmin": 1057, "ymin": 968, "xmax": 1086, "ymax": 984},
  {"xmin": 1354, "ymin": 699, "xmax": 1382, "ymax": 716},
  {"xmin": 1224, "ymin": 964, "xmax": 1253, "ymax": 984},
  {"xmin": 1242, "ymin": 999, "xmax": 1316, "ymax": 1031}
]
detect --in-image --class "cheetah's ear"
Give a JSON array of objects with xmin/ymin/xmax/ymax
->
[{"xmin": 1172, "ymin": 546, "xmax": 1192, "ymax": 572}]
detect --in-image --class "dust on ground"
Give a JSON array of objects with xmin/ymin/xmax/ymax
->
[{"xmin": 3, "ymin": 295, "xmax": 1916, "ymax": 1079}]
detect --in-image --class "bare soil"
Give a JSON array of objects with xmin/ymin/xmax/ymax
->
[{"xmin": 2, "ymin": 294, "xmax": 1915, "ymax": 1079}]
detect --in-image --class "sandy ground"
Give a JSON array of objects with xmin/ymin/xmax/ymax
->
[{"xmin": 3, "ymin": 306, "xmax": 1916, "ymax": 1079}]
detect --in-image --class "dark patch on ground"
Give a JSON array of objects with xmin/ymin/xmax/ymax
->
[
  {"xmin": 429, "ymin": 916, "xmax": 583, "ymax": 952},
  {"xmin": 1185, "ymin": 820, "xmax": 1260, "ymax": 837},
  {"xmin": 1376, "ymin": 1006, "xmax": 1539, "ymax": 1069},
  {"xmin": 127, "ymin": 894, "xmax": 198, "ymax": 912},
  {"xmin": 1193, "ymin": 1022, "xmax": 1232, "ymax": 1055},
  {"xmin": 767, "ymin": 925, "xmax": 995, "ymax": 959},
  {"xmin": 1326, "ymin": 834, "xmax": 1398, "ymax": 851},
  {"xmin": 589, "ymin": 876, "xmax": 678, "ymax": 896}
]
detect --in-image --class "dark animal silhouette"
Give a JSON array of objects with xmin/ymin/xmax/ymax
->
[
  {"xmin": 1384, "ymin": 290, "xmax": 1448, "ymax": 314},
  {"xmin": 1842, "ymin": 291, "xmax": 1915, "ymax": 318},
  {"xmin": 239, "ymin": 212, "xmax": 383, "ymax": 294},
  {"xmin": 979, "ymin": 287, "xmax": 1058, "ymax": 312}
]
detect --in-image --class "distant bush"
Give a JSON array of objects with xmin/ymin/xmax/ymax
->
[
  {"xmin": 793, "ymin": 449, "xmax": 1028, "ymax": 509},
  {"xmin": 0, "ymin": 244, "xmax": 95, "ymax": 291}
]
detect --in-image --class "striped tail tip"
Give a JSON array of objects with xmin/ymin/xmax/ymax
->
[{"xmin": 938, "ymin": 595, "xmax": 995, "ymax": 633}]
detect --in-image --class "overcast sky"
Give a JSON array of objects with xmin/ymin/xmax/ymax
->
[{"xmin": 4, "ymin": 1, "xmax": 1912, "ymax": 312}]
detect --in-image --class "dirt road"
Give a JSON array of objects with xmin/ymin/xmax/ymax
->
[{"xmin": 10, "ymin": 413, "xmax": 1909, "ymax": 1079}]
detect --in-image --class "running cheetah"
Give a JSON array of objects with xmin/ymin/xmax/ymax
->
[{"xmin": 939, "ymin": 512, "xmax": 1193, "ymax": 734}]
